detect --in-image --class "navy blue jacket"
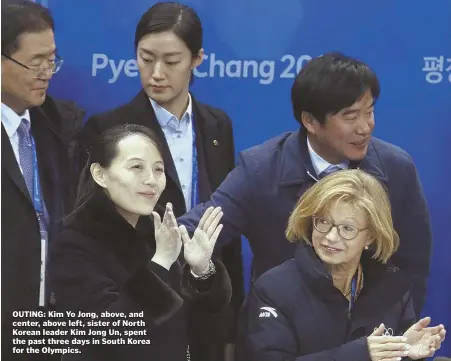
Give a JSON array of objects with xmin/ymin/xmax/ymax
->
[
  {"xmin": 178, "ymin": 130, "xmax": 431, "ymax": 316},
  {"xmin": 236, "ymin": 244, "xmax": 417, "ymax": 361}
]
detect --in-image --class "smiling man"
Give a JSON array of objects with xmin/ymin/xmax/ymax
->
[
  {"xmin": 1, "ymin": 1, "xmax": 84, "ymax": 359},
  {"xmin": 179, "ymin": 52, "xmax": 432, "ymax": 318}
]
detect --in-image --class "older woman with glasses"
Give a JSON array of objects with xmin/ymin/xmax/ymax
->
[{"xmin": 236, "ymin": 169, "xmax": 446, "ymax": 361}]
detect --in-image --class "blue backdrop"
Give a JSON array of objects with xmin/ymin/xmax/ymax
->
[{"xmin": 39, "ymin": 0, "xmax": 451, "ymax": 356}]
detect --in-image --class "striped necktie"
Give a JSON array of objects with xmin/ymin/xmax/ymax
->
[
  {"xmin": 17, "ymin": 119, "xmax": 50, "ymax": 306},
  {"xmin": 17, "ymin": 118, "xmax": 49, "ymax": 231},
  {"xmin": 17, "ymin": 119, "xmax": 34, "ymax": 194}
]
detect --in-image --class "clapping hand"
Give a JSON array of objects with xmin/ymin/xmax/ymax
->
[
  {"xmin": 179, "ymin": 207, "xmax": 223, "ymax": 275},
  {"xmin": 367, "ymin": 323, "xmax": 410, "ymax": 361},
  {"xmin": 151, "ymin": 203, "xmax": 182, "ymax": 270},
  {"xmin": 403, "ymin": 317, "xmax": 446, "ymax": 359}
]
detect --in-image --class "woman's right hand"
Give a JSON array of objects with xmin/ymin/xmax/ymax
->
[
  {"xmin": 151, "ymin": 203, "xmax": 182, "ymax": 270},
  {"xmin": 367, "ymin": 323, "xmax": 410, "ymax": 361}
]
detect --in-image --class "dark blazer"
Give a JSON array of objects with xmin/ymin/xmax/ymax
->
[
  {"xmin": 78, "ymin": 90, "xmax": 244, "ymax": 350},
  {"xmin": 1, "ymin": 96, "xmax": 84, "ymax": 360},
  {"xmin": 47, "ymin": 191, "xmax": 232, "ymax": 361},
  {"xmin": 236, "ymin": 244, "xmax": 417, "ymax": 361},
  {"xmin": 179, "ymin": 130, "xmax": 432, "ymax": 317}
]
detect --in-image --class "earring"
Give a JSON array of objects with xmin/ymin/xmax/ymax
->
[{"xmin": 364, "ymin": 245, "xmax": 369, "ymax": 250}]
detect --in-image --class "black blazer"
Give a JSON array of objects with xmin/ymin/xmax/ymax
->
[
  {"xmin": 47, "ymin": 191, "xmax": 232, "ymax": 361},
  {"xmin": 1, "ymin": 96, "xmax": 85, "ymax": 360},
  {"xmin": 79, "ymin": 90, "xmax": 244, "ymax": 344}
]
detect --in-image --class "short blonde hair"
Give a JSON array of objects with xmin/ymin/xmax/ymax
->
[{"xmin": 286, "ymin": 169, "xmax": 399, "ymax": 263}]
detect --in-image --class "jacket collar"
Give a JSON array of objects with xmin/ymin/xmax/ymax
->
[
  {"xmin": 294, "ymin": 243, "xmax": 411, "ymax": 319},
  {"xmin": 66, "ymin": 190, "xmax": 153, "ymax": 255},
  {"xmin": 294, "ymin": 243, "xmax": 396, "ymax": 289},
  {"xmin": 277, "ymin": 130, "xmax": 388, "ymax": 187},
  {"xmin": 149, "ymin": 93, "xmax": 193, "ymax": 128},
  {"xmin": 126, "ymin": 90, "xmax": 214, "ymax": 206},
  {"xmin": 127, "ymin": 91, "xmax": 183, "ymax": 192},
  {"xmin": 29, "ymin": 96, "xmax": 80, "ymax": 145},
  {"xmin": 307, "ymin": 137, "xmax": 349, "ymax": 175},
  {"xmin": 1, "ymin": 103, "xmax": 30, "ymax": 137}
]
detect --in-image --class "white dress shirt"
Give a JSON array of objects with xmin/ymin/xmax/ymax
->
[
  {"xmin": 1, "ymin": 102, "xmax": 31, "ymax": 174},
  {"xmin": 2, "ymin": 102, "xmax": 49, "ymax": 306},
  {"xmin": 149, "ymin": 95, "xmax": 195, "ymax": 210},
  {"xmin": 306, "ymin": 137, "xmax": 349, "ymax": 176}
]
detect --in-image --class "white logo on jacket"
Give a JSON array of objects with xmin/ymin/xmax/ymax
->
[{"xmin": 259, "ymin": 307, "xmax": 278, "ymax": 318}]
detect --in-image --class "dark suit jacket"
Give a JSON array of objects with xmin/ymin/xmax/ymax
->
[
  {"xmin": 1, "ymin": 96, "xmax": 85, "ymax": 360},
  {"xmin": 78, "ymin": 90, "xmax": 244, "ymax": 349}
]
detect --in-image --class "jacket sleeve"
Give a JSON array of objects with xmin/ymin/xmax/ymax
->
[
  {"xmin": 177, "ymin": 150, "xmax": 253, "ymax": 247},
  {"xmin": 218, "ymin": 111, "xmax": 246, "ymax": 342},
  {"xmin": 180, "ymin": 258, "xmax": 232, "ymax": 314},
  {"xmin": 48, "ymin": 235, "xmax": 184, "ymax": 330},
  {"xmin": 395, "ymin": 293, "xmax": 423, "ymax": 361},
  {"xmin": 181, "ymin": 257, "xmax": 233, "ymax": 349},
  {"xmin": 396, "ymin": 292, "xmax": 418, "ymax": 335},
  {"xmin": 237, "ymin": 286, "xmax": 372, "ymax": 361},
  {"xmin": 390, "ymin": 157, "xmax": 432, "ymax": 317}
]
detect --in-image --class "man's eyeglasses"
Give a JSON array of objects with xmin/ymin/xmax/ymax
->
[
  {"xmin": 1, "ymin": 53, "xmax": 63, "ymax": 78},
  {"xmin": 312, "ymin": 216, "xmax": 368, "ymax": 240}
]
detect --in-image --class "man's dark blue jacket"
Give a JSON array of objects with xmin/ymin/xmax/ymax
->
[
  {"xmin": 235, "ymin": 244, "xmax": 417, "ymax": 361},
  {"xmin": 178, "ymin": 130, "xmax": 432, "ymax": 316}
]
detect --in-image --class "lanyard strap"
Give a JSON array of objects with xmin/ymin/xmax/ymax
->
[
  {"xmin": 30, "ymin": 136, "xmax": 48, "ymax": 232},
  {"xmin": 190, "ymin": 114, "xmax": 199, "ymax": 209},
  {"xmin": 348, "ymin": 275, "xmax": 358, "ymax": 313},
  {"xmin": 29, "ymin": 135, "xmax": 49, "ymax": 307}
]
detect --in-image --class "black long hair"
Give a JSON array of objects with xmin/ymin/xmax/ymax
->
[{"xmin": 66, "ymin": 124, "xmax": 163, "ymax": 225}]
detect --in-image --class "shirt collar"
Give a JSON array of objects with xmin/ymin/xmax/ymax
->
[
  {"xmin": 148, "ymin": 93, "xmax": 193, "ymax": 128},
  {"xmin": 306, "ymin": 136, "xmax": 349, "ymax": 176},
  {"xmin": 1, "ymin": 103, "xmax": 31, "ymax": 137}
]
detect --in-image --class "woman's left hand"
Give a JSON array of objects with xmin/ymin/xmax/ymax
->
[
  {"xmin": 403, "ymin": 317, "xmax": 446, "ymax": 359},
  {"xmin": 179, "ymin": 207, "xmax": 223, "ymax": 275}
]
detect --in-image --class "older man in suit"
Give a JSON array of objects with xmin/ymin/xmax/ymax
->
[{"xmin": 1, "ymin": 1, "xmax": 84, "ymax": 360}]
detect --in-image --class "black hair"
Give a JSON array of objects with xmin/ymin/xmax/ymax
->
[
  {"xmin": 66, "ymin": 124, "xmax": 163, "ymax": 224},
  {"xmin": 1, "ymin": 0, "xmax": 55, "ymax": 56},
  {"xmin": 134, "ymin": 2, "xmax": 203, "ymax": 85},
  {"xmin": 291, "ymin": 52, "xmax": 380, "ymax": 126}
]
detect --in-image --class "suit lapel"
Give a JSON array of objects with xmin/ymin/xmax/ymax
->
[
  {"xmin": 128, "ymin": 91, "xmax": 182, "ymax": 192},
  {"xmin": 191, "ymin": 99, "xmax": 217, "ymax": 202},
  {"xmin": 30, "ymin": 106, "xmax": 67, "ymax": 222},
  {"xmin": 1, "ymin": 125, "xmax": 31, "ymax": 203},
  {"xmin": 1, "ymin": 105, "xmax": 66, "ymax": 223},
  {"xmin": 128, "ymin": 92, "xmax": 223, "ymax": 201}
]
